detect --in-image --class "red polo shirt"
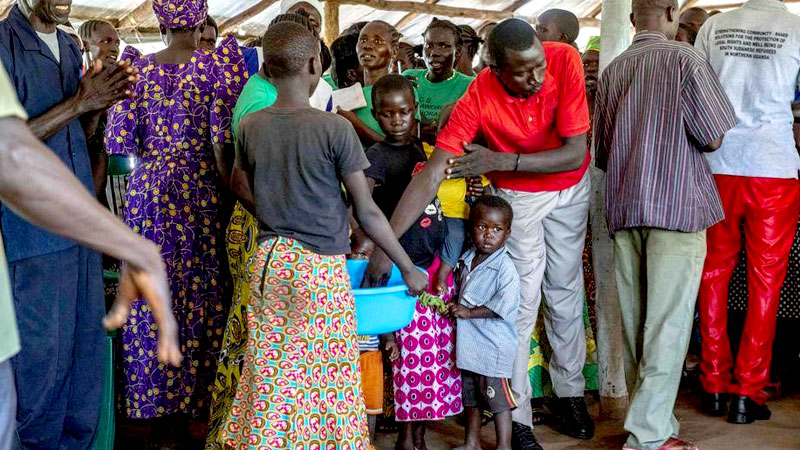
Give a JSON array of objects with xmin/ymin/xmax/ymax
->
[{"xmin": 436, "ymin": 41, "xmax": 590, "ymax": 192}]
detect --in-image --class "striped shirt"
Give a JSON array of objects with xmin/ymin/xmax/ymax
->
[
  {"xmin": 455, "ymin": 246, "xmax": 520, "ymax": 379},
  {"xmin": 595, "ymin": 32, "xmax": 737, "ymax": 235}
]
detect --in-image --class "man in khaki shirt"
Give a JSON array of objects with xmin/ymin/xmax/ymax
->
[{"xmin": 0, "ymin": 63, "xmax": 181, "ymax": 450}]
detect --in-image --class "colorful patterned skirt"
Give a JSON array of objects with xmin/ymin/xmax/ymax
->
[
  {"xmin": 207, "ymin": 202, "xmax": 259, "ymax": 449},
  {"xmin": 392, "ymin": 258, "xmax": 463, "ymax": 422},
  {"xmin": 217, "ymin": 236, "xmax": 369, "ymax": 450}
]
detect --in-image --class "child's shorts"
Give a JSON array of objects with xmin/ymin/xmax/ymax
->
[
  {"xmin": 461, "ymin": 370, "xmax": 517, "ymax": 414},
  {"xmin": 359, "ymin": 350, "xmax": 384, "ymax": 415}
]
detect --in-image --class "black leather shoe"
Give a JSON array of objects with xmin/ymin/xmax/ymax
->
[
  {"xmin": 701, "ymin": 392, "xmax": 729, "ymax": 416},
  {"xmin": 511, "ymin": 421, "xmax": 544, "ymax": 450},
  {"xmin": 727, "ymin": 395, "xmax": 772, "ymax": 424},
  {"xmin": 558, "ymin": 397, "xmax": 594, "ymax": 440}
]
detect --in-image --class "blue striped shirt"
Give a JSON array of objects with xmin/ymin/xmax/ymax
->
[
  {"xmin": 455, "ymin": 246, "xmax": 520, "ymax": 379},
  {"xmin": 594, "ymin": 32, "xmax": 737, "ymax": 235}
]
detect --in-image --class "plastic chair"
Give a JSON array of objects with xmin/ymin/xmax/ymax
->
[{"xmin": 93, "ymin": 154, "xmax": 134, "ymax": 450}]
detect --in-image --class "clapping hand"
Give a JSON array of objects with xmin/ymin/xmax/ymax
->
[{"xmin": 77, "ymin": 59, "xmax": 138, "ymax": 113}]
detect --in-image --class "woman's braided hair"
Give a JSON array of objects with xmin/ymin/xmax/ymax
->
[{"xmin": 78, "ymin": 19, "xmax": 114, "ymax": 42}]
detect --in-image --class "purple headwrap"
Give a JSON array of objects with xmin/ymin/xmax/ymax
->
[{"xmin": 153, "ymin": 0, "xmax": 208, "ymax": 29}]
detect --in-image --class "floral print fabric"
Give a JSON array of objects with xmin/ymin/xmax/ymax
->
[{"xmin": 104, "ymin": 36, "xmax": 246, "ymax": 418}]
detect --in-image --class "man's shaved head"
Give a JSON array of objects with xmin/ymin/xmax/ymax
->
[
  {"xmin": 631, "ymin": 0, "xmax": 680, "ymax": 39},
  {"xmin": 680, "ymin": 7, "xmax": 710, "ymax": 33}
]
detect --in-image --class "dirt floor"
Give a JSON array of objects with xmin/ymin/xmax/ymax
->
[
  {"xmin": 115, "ymin": 387, "xmax": 800, "ymax": 449},
  {"xmin": 371, "ymin": 389, "xmax": 800, "ymax": 450}
]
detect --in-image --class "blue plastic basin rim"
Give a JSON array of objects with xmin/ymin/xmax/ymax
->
[{"xmin": 350, "ymin": 266, "xmax": 427, "ymax": 296}]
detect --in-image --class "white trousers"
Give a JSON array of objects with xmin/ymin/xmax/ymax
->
[{"xmin": 495, "ymin": 172, "xmax": 591, "ymax": 427}]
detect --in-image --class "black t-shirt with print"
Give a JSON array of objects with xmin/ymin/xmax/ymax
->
[{"xmin": 365, "ymin": 141, "xmax": 444, "ymax": 268}]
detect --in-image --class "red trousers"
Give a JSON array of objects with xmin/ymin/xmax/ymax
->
[{"xmin": 698, "ymin": 175, "xmax": 800, "ymax": 403}]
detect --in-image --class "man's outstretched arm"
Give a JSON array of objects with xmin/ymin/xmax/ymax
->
[{"xmin": 0, "ymin": 116, "xmax": 181, "ymax": 366}]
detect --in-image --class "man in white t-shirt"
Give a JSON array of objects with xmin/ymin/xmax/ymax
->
[{"xmin": 695, "ymin": 0, "xmax": 800, "ymax": 425}]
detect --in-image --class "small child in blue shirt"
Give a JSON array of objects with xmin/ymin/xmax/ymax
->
[{"xmin": 449, "ymin": 195, "xmax": 520, "ymax": 450}]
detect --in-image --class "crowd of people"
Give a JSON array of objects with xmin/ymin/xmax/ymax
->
[{"xmin": 0, "ymin": 0, "xmax": 799, "ymax": 449}]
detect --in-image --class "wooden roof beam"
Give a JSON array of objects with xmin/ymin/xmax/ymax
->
[
  {"xmin": 502, "ymin": 1, "xmax": 600, "ymax": 24},
  {"xmin": 395, "ymin": 0, "xmax": 438, "ymax": 31},
  {"xmin": 328, "ymin": 0, "xmax": 530, "ymax": 22},
  {"xmin": 220, "ymin": 0, "xmax": 280, "ymax": 34},
  {"xmin": 703, "ymin": 0, "xmax": 800, "ymax": 9},
  {"xmin": 681, "ymin": 0, "xmax": 702, "ymax": 12},
  {"xmin": 118, "ymin": 0, "xmax": 155, "ymax": 30},
  {"xmin": 503, "ymin": 0, "xmax": 529, "ymax": 13}
]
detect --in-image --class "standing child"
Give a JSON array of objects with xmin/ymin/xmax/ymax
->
[
  {"xmin": 347, "ymin": 74, "xmax": 443, "ymax": 450},
  {"xmin": 352, "ymin": 74, "xmax": 462, "ymax": 450},
  {"xmin": 218, "ymin": 22, "xmax": 427, "ymax": 449},
  {"xmin": 450, "ymin": 195, "xmax": 520, "ymax": 450}
]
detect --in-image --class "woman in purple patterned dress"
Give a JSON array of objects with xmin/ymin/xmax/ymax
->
[{"xmin": 104, "ymin": 0, "xmax": 246, "ymax": 425}]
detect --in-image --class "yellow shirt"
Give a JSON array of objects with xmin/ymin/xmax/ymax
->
[
  {"xmin": 0, "ymin": 63, "xmax": 28, "ymax": 363},
  {"xmin": 423, "ymin": 142, "xmax": 489, "ymax": 219}
]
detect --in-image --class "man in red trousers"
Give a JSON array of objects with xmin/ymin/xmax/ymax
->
[{"xmin": 695, "ymin": 0, "xmax": 800, "ymax": 424}]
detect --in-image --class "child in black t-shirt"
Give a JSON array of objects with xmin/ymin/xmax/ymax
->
[
  {"xmin": 351, "ymin": 74, "xmax": 462, "ymax": 450},
  {"xmin": 349, "ymin": 75, "xmax": 445, "ymax": 265}
]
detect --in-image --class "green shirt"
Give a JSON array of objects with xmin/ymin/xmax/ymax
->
[
  {"xmin": 0, "ymin": 64, "xmax": 27, "ymax": 363},
  {"xmin": 402, "ymin": 69, "xmax": 474, "ymax": 123},
  {"xmin": 232, "ymin": 74, "xmax": 278, "ymax": 138},
  {"xmin": 322, "ymin": 73, "xmax": 338, "ymax": 91},
  {"xmin": 354, "ymin": 85, "xmax": 382, "ymax": 137}
]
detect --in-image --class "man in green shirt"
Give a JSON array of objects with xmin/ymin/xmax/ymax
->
[{"xmin": 0, "ymin": 63, "xmax": 181, "ymax": 450}]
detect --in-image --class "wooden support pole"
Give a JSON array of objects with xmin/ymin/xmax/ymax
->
[{"xmin": 324, "ymin": 0, "xmax": 339, "ymax": 46}]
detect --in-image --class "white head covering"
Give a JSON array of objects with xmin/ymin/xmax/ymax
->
[
  {"xmin": 17, "ymin": 0, "xmax": 34, "ymax": 18},
  {"xmin": 279, "ymin": 0, "xmax": 323, "ymax": 18}
]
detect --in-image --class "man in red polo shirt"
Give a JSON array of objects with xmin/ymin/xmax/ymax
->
[{"xmin": 365, "ymin": 18, "xmax": 591, "ymax": 449}]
